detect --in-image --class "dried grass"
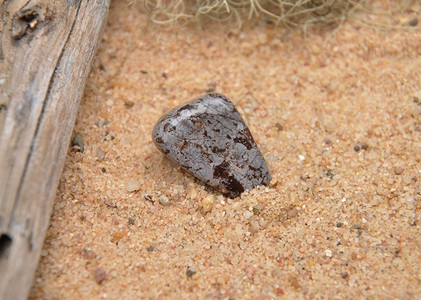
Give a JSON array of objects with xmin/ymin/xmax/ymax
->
[{"xmin": 136, "ymin": 0, "xmax": 416, "ymax": 29}]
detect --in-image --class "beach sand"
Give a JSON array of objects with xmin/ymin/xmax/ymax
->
[{"xmin": 30, "ymin": 1, "xmax": 421, "ymax": 298}]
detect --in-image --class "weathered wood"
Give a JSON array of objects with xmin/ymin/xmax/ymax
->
[{"xmin": 0, "ymin": 0, "xmax": 110, "ymax": 299}]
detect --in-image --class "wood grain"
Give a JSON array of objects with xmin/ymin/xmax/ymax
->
[{"xmin": 0, "ymin": 0, "xmax": 110, "ymax": 298}]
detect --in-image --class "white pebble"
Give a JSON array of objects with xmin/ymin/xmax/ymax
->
[
  {"xmin": 126, "ymin": 180, "xmax": 141, "ymax": 192},
  {"xmin": 299, "ymin": 155, "xmax": 305, "ymax": 161},
  {"xmin": 159, "ymin": 195, "xmax": 170, "ymax": 206},
  {"xmin": 325, "ymin": 249, "xmax": 333, "ymax": 257},
  {"xmin": 243, "ymin": 210, "xmax": 252, "ymax": 219}
]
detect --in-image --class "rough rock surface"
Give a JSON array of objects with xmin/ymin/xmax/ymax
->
[{"xmin": 152, "ymin": 93, "xmax": 271, "ymax": 198}]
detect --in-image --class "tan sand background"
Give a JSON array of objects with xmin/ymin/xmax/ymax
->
[{"xmin": 30, "ymin": 0, "xmax": 420, "ymax": 298}]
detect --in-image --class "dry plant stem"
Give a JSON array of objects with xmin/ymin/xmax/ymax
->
[{"xmin": 141, "ymin": 0, "xmax": 416, "ymax": 29}]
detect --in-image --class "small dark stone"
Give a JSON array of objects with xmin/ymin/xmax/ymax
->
[
  {"xmin": 99, "ymin": 64, "xmax": 106, "ymax": 71},
  {"xmin": 253, "ymin": 205, "xmax": 262, "ymax": 216},
  {"xmin": 140, "ymin": 70, "xmax": 148, "ymax": 74},
  {"xmin": 341, "ymin": 272, "xmax": 349, "ymax": 279},
  {"xmin": 324, "ymin": 138, "xmax": 332, "ymax": 145},
  {"xmin": 409, "ymin": 18, "xmax": 418, "ymax": 27},
  {"xmin": 144, "ymin": 194, "xmax": 154, "ymax": 202},
  {"xmin": 147, "ymin": 246, "xmax": 155, "ymax": 252},
  {"xmin": 275, "ymin": 123, "xmax": 283, "ymax": 131},
  {"xmin": 352, "ymin": 224, "xmax": 361, "ymax": 230},
  {"xmin": 128, "ymin": 217, "xmax": 135, "ymax": 225},
  {"xmin": 105, "ymin": 202, "xmax": 117, "ymax": 208},
  {"xmin": 102, "ymin": 168, "xmax": 106, "ymax": 173},
  {"xmin": 186, "ymin": 268, "xmax": 196, "ymax": 277},
  {"xmin": 162, "ymin": 72, "xmax": 167, "ymax": 79},
  {"xmin": 124, "ymin": 100, "xmax": 135, "ymax": 109},
  {"xmin": 353, "ymin": 145, "xmax": 360, "ymax": 152},
  {"xmin": 326, "ymin": 171, "xmax": 335, "ymax": 180},
  {"xmin": 72, "ymin": 134, "xmax": 84, "ymax": 152},
  {"xmin": 361, "ymin": 143, "xmax": 369, "ymax": 150},
  {"xmin": 152, "ymin": 93, "xmax": 271, "ymax": 198},
  {"xmin": 336, "ymin": 222, "xmax": 342, "ymax": 227}
]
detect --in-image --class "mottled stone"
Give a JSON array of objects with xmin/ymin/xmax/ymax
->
[{"xmin": 152, "ymin": 93, "xmax": 271, "ymax": 198}]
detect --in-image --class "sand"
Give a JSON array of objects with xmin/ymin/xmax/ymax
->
[{"xmin": 30, "ymin": 1, "xmax": 421, "ymax": 299}]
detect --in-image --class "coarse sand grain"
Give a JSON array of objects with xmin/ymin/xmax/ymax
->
[{"xmin": 30, "ymin": 1, "xmax": 421, "ymax": 299}]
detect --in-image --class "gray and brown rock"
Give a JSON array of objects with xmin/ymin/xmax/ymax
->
[{"xmin": 152, "ymin": 93, "xmax": 271, "ymax": 198}]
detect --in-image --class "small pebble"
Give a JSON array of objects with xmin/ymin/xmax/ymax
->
[
  {"xmin": 287, "ymin": 207, "xmax": 298, "ymax": 217},
  {"xmin": 298, "ymin": 155, "xmax": 305, "ymax": 161},
  {"xmin": 124, "ymin": 100, "xmax": 135, "ymax": 109},
  {"xmin": 126, "ymin": 180, "xmax": 141, "ymax": 192},
  {"xmin": 147, "ymin": 246, "xmax": 154, "ymax": 251},
  {"xmin": 201, "ymin": 195, "xmax": 214, "ymax": 213},
  {"xmin": 353, "ymin": 145, "xmax": 360, "ymax": 152},
  {"xmin": 81, "ymin": 247, "xmax": 97, "ymax": 259},
  {"xmin": 186, "ymin": 268, "xmax": 196, "ymax": 277},
  {"xmin": 128, "ymin": 217, "xmax": 135, "ymax": 225},
  {"xmin": 94, "ymin": 267, "xmax": 107, "ymax": 284},
  {"xmin": 326, "ymin": 171, "xmax": 335, "ymax": 180},
  {"xmin": 325, "ymin": 121, "xmax": 337, "ymax": 133},
  {"xmin": 96, "ymin": 148, "xmax": 106, "ymax": 161},
  {"xmin": 275, "ymin": 123, "xmax": 283, "ymax": 131},
  {"xmin": 102, "ymin": 168, "xmax": 106, "ymax": 173},
  {"xmin": 394, "ymin": 167, "xmax": 403, "ymax": 175},
  {"xmin": 288, "ymin": 277, "xmax": 301, "ymax": 290},
  {"xmin": 341, "ymin": 272, "xmax": 349, "ymax": 279},
  {"xmin": 409, "ymin": 18, "xmax": 418, "ymax": 27},
  {"xmin": 325, "ymin": 249, "xmax": 333, "ymax": 257},
  {"xmin": 361, "ymin": 143, "xmax": 369, "ymax": 150},
  {"xmin": 72, "ymin": 134, "xmax": 84, "ymax": 152},
  {"xmin": 269, "ymin": 178, "xmax": 278, "ymax": 188},
  {"xmin": 249, "ymin": 220, "xmax": 260, "ymax": 232},
  {"xmin": 159, "ymin": 195, "xmax": 170, "ymax": 206},
  {"xmin": 352, "ymin": 224, "xmax": 361, "ymax": 230},
  {"xmin": 144, "ymin": 194, "xmax": 154, "ymax": 202},
  {"xmin": 243, "ymin": 210, "xmax": 253, "ymax": 219},
  {"xmin": 336, "ymin": 222, "xmax": 342, "ymax": 227},
  {"xmin": 253, "ymin": 204, "xmax": 263, "ymax": 216}
]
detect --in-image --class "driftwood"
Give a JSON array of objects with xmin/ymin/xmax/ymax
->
[{"xmin": 0, "ymin": 0, "xmax": 110, "ymax": 299}]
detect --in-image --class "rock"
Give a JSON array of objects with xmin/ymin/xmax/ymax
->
[
  {"xmin": 94, "ymin": 267, "xmax": 107, "ymax": 284},
  {"xmin": 126, "ymin": 180, "xmax": 141, "ymax": 192},
  {"xmin": 72, "ymin": 134, "xmax": 84, "ymax": 152},
  {"xmin": 152, "ymin": 93, "xmax": 271, "ymax": 198},
  {"xmin": 96, "ymin": 148, "xmax": 105, "ymax": 161},
  {"xmin": 158, "ymin": 194, "xmax": 170, "ymax": 206},
  {"xmin": 201, "ymin": 195, "xmax": 214, "ymax": 213}
]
